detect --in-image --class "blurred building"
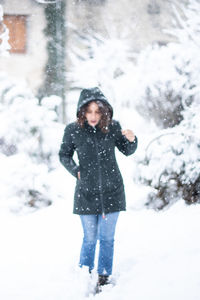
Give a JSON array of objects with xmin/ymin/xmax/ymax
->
[
  {"xmin": 0, "ymin": 0, "xmax": 183, "ymax": 93},
  {"xmin": 0, "ymin": 0, "xmax": 47, "ymax": 92}
]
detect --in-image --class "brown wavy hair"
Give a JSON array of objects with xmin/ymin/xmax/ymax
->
[{"xmin": 77, "ymin": 100, "xmax": 112, "ymax": 133}]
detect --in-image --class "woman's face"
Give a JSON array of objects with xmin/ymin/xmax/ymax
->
[{"xmin": 85, "ymin": 101, "xmax": 101, "ymax": 127}]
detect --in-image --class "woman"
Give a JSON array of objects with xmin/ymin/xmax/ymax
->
[{"xmin": 59, "ymin": 87, "xmax": 137, "ymax": 292}]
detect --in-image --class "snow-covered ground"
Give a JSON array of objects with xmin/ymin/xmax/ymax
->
[{"xmin": 0, "ymin": 163, "xmax": 200, "ymax": 300}]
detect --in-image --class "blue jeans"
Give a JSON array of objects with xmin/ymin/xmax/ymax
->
[{"xmin": 79, "ymin": 212, "xmax": 119, "ymax": 276}]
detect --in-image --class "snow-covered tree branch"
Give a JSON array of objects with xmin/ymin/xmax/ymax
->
[{"xmin": 0, "ymin": 5, "xmax": 10, "ymax": 56}]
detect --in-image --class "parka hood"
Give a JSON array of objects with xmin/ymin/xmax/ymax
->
[{"xmin": 76, "ymin": 87, "xmax": 113, "ymax": 118}]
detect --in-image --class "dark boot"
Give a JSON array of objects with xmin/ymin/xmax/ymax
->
[{"xmin": 95, "ymin": 275, "xmax": 109, "ymax": 294}]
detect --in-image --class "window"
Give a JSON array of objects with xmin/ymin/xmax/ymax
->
[{"xmin": 3, "ymin": 15, "xmax": 27, "ymax": 54}]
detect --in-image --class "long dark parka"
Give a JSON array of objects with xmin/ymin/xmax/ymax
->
[{"xmin": 59, "ymin": 87, "xmax": 138, "ymax": 216}]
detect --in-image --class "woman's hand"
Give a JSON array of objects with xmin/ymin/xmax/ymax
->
[
  {"xmin": 122, "ymin": 129, "xmax": 135, "ymax": 142},
  {"xmin": 77, "ymin": 171, "xmax": 81, "ymax": 180}
]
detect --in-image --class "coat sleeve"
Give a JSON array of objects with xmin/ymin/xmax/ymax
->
[
  {"xmin": 114, "ymin": 121, "xmax": 138, "ymax": 156},
  {"xmin": 59, "ymin": 124, "xmax": 80, "ymax": 178}
]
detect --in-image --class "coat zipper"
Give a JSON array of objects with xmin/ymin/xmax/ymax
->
[{"xmin": 93, "ymin": 130, "xmax": 105, "ymax": 218}]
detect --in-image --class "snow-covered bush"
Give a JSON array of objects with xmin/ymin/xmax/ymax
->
[
  {"xmin": 132, "ymin": 43, "xmax": 189, "ymax": 128},
  {"xmin": 132, "ymin": 0, "xmax": 200, "ymax": 129},
  {"xmin": 0, "ymin": 73, "xmax": 63, "ymax": 213},
  {"xmin": 136, "ymin": 102, "xmax": 200, "ymax": 209},
  {"xmin": 132, "ymin": 38, "xmax": 200, "ymax": 128},
  {"xmin": 133, "ymin": 0, "xmax": 200, "ymax": 209},
  {"xmin": 0, "ymin": 75, "xmax": 62, "ymax": 167}
]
